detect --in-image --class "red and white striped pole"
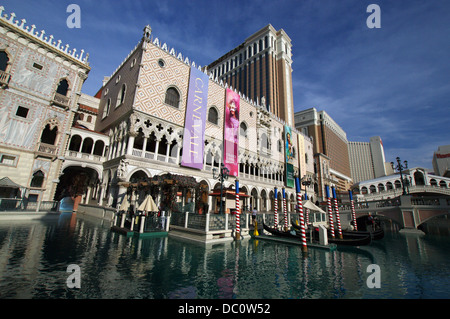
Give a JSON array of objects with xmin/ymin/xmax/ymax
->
[
  {"xmin": 325, "ymin": 185, "xmax": 335, "ymax": 238},
  {"xmin": 304, "ymin": 193, "xmax": 310, "ymax": 226},
  {"xmin": 295, "ymin": 177, "xmax": 308, "ymax": 254},
  {"xmin": 282, "ymin": 188, "xmax": 288, "ymax": 231},
  {"xmin": 332, "ymin": 186, "xmax": 343, "ymax": 239},
  {"xmin": 235, "ymin": 179, "xmax": 240, "ymax": 241},
  {"xmin": 274, "ymin": 187, "xmax": 278, "ymax": 228},
  {"xmin": 349, "ymin": 190, "xmax": 358, "ymax": 231}
]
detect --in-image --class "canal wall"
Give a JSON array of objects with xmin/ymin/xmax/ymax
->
[{"xmin": 76, "ymin": 203, "xmax": 116, "ymax": 221}]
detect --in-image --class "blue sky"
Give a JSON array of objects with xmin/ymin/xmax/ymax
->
[{"xmin": 4, "ymin": 0, "xmax": 450, "ymax": 170}]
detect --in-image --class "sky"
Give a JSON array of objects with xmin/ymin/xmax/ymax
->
[{"xmin": 4, "ymin": 0, "xmax": 450, "ymax": 170}]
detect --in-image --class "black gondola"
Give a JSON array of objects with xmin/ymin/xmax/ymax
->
[
  {"xmin": 291, "ymin": 220, "xmax": 384, "ymax": 240},
  {"xmin": 264, "ymin": 223, "xmax": 372, "ymax": 246}
]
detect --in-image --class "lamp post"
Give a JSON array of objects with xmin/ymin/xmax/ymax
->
[
  {"xmin": 212, "ymin": 164, "xmax": 230, "ymax": 214},
  {"xmin": 301, "ymin": 175, "xmax": 312, "ymax": 225},
  {"xmin": 391, "ymin": 157, "xmax": 408, "ymax": 195},
  {"xmin": 301, "ymin": 176, "xmax": 312, "ymax": 199}
]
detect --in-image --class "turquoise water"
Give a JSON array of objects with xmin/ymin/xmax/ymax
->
[{"xmin": 0, "ymin": 213, "xmax": 449, "ymax": 299}]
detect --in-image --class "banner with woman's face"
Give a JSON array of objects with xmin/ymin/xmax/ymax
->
[{"xmin": 224, "ymin": 89, "xmax": 240, "ymax": 177}]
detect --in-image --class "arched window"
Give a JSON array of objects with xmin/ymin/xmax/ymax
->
[
  {"xmin": 30, "ymin": 170, "xmax": 45, "ymax": 188},
  {"xmin": 93, "ymin": 140, "xmax": 105, "ymax": 156},
  {"xmin": 0, "ymin": 51, "xmax": 9, "ymax": 71},
  {"xmin": 208, "ymin": 107, "xmax": 218, "ymax": 125},
  {"xmin": 116, "ymin": 84, "xmax": 126, "ymax": 107},
  {"xmin": 56, "ymin": 79, "xmax": 69, "ymax": 96},
  {"xmin": 40, "ymin": 124, "xmax": 58, "ymax": 145},
  {"xmin": 414, "ymin": 171, "xmax": 425, "ymax": 185},
  {"xmin": 81, "ymin": 138, "xmax": 94, "ymax": 154},
  {"xmin": 68, "ymin": 135, "xmax": 82, "ymax": 152},
  {"xmin": 102, "ymin": 99, "xmax": 111, "ymax": 119},
  {"xmin": 165, "ymin": 87, "xmax": 180, "ymax": 108},
  {"xmin": 158, "ymin": 136, "xmax": 169, "ymax": 156},
  {"xmin": 240, "ymin": 122, "xmax": 247, "ymax": 137}
]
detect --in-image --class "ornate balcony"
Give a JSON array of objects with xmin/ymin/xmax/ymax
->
[
  {"xmin": 0, "ymin": 70, "xmax": 11, "ymax": 87},
  {"xmin": 52, "ymin": 92, "xmax": 71, "ymax": 109},
  {"xmin": 36, "ymin": 142, "xmax": 58, "ymax": 158}
]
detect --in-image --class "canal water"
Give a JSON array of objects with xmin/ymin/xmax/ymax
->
[{"xmin": 0, "ymin": 213, "xmax": 449, "ymax": 299}]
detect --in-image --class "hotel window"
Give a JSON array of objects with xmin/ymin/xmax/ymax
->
[
  {"xmin": 208, "ymin": 107, "xmax": 219, "ymax": 125},
  {"xmin": 116, "ymin": 84, "xmax": 126, "ymax": 107},
  {"xmin": 56, "ymin": 79, "xmax": 69, "ymax": 96},
  {"xmin": 0, "ymin": 153, "xmax": 17, "ymax": 166},
  {"xmin": 165, "ymin": 87, "xmax": 180, "ymax": 108},
  {"xmin": 0, "ymin": 51, "xmax": 9, "ymax": 71},
  {"xmin": 16, "ymin": 106, "xmax": 29, "ymax": 118},
  {"xmin": 102, "ymin": 99, "xmax": 111, "ymax": 119},
  {"xmin": 40, "ymin": 124, "xmax": 58, "ymax": 145},
  {"xmin": 30, "ymin": 170, "xmax": 45, "ymax": 188},
  {"xmin": 240, "ymin": 122, "xmax": 247, "ymax": 137}
]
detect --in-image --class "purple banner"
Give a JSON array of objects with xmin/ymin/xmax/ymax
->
[
  {"xmin": 181, "ymin": 67, "xmax": 209, "ymax": 169},
  {"xmin": 224, "ymin": 88, "xmax": 240, "ymax": 177}
]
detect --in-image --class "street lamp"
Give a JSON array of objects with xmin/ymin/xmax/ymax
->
[
  {"xmin": 301, "ymin": 175, "xmax": 312, "ymax": 200},
  {"xmin": 391, "ymin": 157, "xmax": 408, "ymax": 195},
  {"xmin": 212, "ymin": 164, "xmax": 230, "ymax": 214}
]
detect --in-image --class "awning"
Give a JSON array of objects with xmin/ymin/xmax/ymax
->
[
  {"xmin": 302, "ymin": 200, "xmax": 326, "ymax": 214},
  {"xmin": 0, "ymin": 177, "xmax": 25, "ymax": 189}
]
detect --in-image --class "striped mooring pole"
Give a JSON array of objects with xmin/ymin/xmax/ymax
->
[
  {"xmin": 304, "ymin": 193, "xmax": 310, "ymax": 226},
  {"xmin": 332, "ymin": 186, "xmax": 343, "ymax": 239},
  {"xmin": 282, "ymin": 188, "xmax": 288, "ymax": 231},
  {"xmin": 274, "ymin": 187, "xmax": 278, "ymax": 228},
  {"xmin": 235, "ymin": 179, "xmax": 240, "ymax": 241},
  {"xmin": 295, "ymin": 177, "xmax": 308, "ymax": 254},
  {"xmin": 349, "ymin": 190, "xmax": 358, "ymax": 231},
  {"xmin": 325, "ymin": 185, "xmax": 335, "ymax": 238}
]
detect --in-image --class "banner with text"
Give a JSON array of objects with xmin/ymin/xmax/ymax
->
[
  {"xmin": 223, "ymin": 88, "xmax": 240, "ymax": 177},
  {"xmin": 285, "ymin": 125, "xmax": 294, "ymax": 188},
  {"xmin": 181, "ymin": 67, "xmax": 209, "ymax": 169}
]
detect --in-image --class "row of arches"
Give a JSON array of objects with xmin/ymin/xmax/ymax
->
[
  {"xmin": 68, "ymin": 134, "xmax": 107, "ymax": 157},
  {"xmin": 355, "ymin": 170, "xmax": 449, "ymax": 195}
]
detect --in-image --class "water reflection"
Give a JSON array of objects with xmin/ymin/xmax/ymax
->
[{"xmin": 0, "ymin": 214, "xmax": 449, "ymax": 299}]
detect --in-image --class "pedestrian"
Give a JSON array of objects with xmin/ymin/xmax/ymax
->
[{"xmin": 252, "ymin": 208, "xmax": 257, "ymax": 226}]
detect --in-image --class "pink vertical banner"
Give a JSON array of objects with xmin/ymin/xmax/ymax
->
[{"xmin": 223, "ymin": 88, "xmax": 240, "ymax": 177}]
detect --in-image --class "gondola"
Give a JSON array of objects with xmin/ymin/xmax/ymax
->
[
  {"xmin": 262, "ymin": 223, "xmax": 299, "ymax": 239},
  {"xmin": 291, "ymin": 220, "xmax": 384, "ymax": 240},
  {"xmin": 264, "ymin": 223, "xmax": 372, "ymax": 246}
]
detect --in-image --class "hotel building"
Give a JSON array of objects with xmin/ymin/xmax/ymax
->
[
  {"xmin": 90, "ymin": 24, "xmax": 314, "ymax": 213},
  {"xmin": 207, "ymin": 24, "xmax": 295, "ymax": 128},
  {"xmin": 294, "ymin": 108, "xmax": 352, "ymax": 201},
  {"xmin": 348, "ymin": 136, "xmax": 388, "ymax": 183},
  {"xmin": 0, "ymin": 7, "xmax": 315, "ymax": 215},
  {"xmin": 0, "ymin": 7, "xmax": 91, "ymax": 202}
]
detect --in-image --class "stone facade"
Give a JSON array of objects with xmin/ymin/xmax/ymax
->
[{"xmin": 0, "ymin": 7, "xmax": 90, "ymax": 202}]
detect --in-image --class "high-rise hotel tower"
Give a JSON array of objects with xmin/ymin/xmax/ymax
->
[{"xmin": 207, "ymin": 24, "xmax": 295, "ymax": 127}]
